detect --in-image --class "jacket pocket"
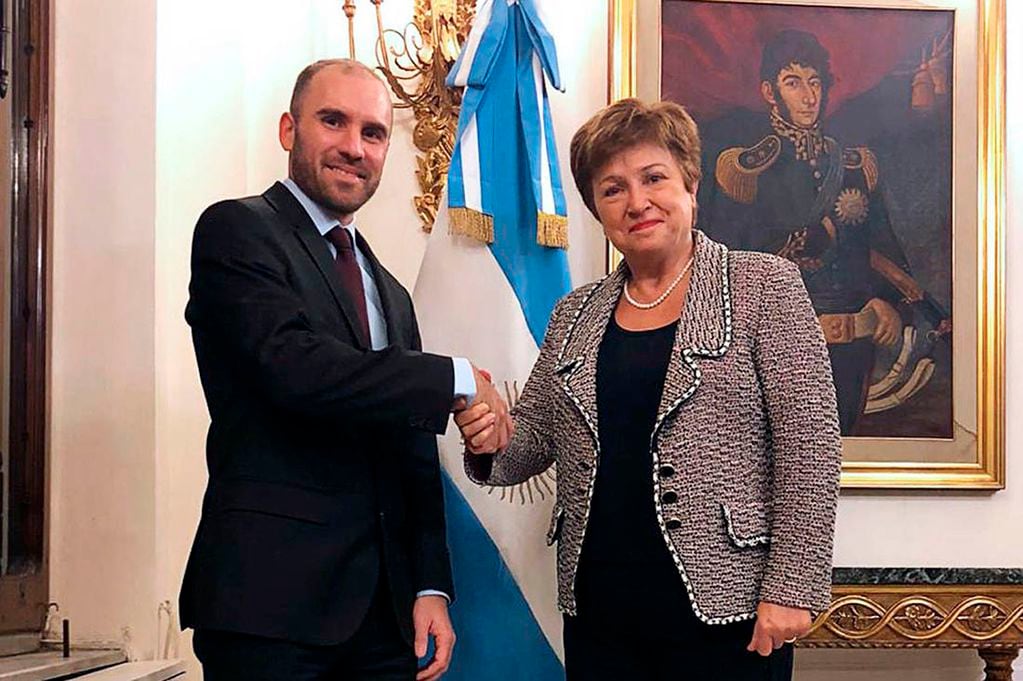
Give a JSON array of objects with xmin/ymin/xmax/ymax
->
[
  {"xmin": 208, "ymin": 479, "xmax": 332, "ymax": 526},
  {"xmin": 721, "ymin": 502, "xmax": 771, "ymax": 548},
  {"xmin": 545, "ymin": 505, "xmax": 565, "ymax": 546}
]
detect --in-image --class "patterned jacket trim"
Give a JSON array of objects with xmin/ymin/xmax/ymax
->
[
  {"xmin": 723, "ymin": 504, "xmax": 772, "ymax": 548},
  {"xmin": 646, "ymin": 235, "xmax": 753, "ymax": 625},
  {"xmin": 553, "ymin": 233, "xmax": 760, "ymax": 625},
  {"xmin": 553, "ymin": 277, "xmax": 608, "ymax": 607},
  {"xmin": 545, "ymin": 504, "xmax": 565, "ymax": 546}
]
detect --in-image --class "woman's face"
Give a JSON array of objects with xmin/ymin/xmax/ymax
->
[{"xmin": 592, "ymin": 143, "xmax": 696, "ymax": 264}]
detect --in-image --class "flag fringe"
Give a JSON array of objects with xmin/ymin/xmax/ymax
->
[
  {"xmin": 536, "ymin": 211, "xmax": 568, "ymax": 249},
  {"xmin": 449, "ymin": 207, "xmax": 495, "ymax": 244}
]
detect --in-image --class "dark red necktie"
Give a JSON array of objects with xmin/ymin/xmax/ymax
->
[{"xmin": 325, "ymin": 226, "xmax": 371, "ymax": 344}]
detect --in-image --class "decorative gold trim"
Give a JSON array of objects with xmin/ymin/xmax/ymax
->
[
  {"xmin": 537, "ymin": 211, "xmax": 569, "ymax": 248},
  {"xmin": 365, "ymin": 0, "xmax": 477, "ymax": 233},
  {"xmin": 607, "ymin": 0, "xmax": 636, "ymax": 106},
  {"xmin": 607, "ymin": 0, "xmax": 1007, "ymax": 489},
  {"xmin": 815, "ymin": 595, "xmax": 1023, "ymax": 642},
  {"xmin": 605, "ymin": 0, "xmax": 634, "ymax": 272},
  {"xmin": 449, "ymin": 206, "xmax": 494, "ymax": 243},
  {"xmin": 802, "ymin": 585, "xmax": 1023, "ymax": 651},
  {"xmin": 976, "ymin": 0, "xmax": 1007, "ymax": 489}
]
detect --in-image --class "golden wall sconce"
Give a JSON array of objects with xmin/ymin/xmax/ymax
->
[{"xmin": 343, "ymin": 0, "xmax": 477, "ymax": 233}]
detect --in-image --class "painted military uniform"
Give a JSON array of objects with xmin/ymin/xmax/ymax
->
[{"xmin": 702, "ymin": 111, "xmax": 917, "ymax": 433}]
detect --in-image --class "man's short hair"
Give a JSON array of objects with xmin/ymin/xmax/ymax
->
[
  {"xmin": 289, "ymin": 58, "xmax": 383, "ymax": 118},
  {"xmin": 759, "ymin": 29, "xmax": 834, "ymax": 92}
]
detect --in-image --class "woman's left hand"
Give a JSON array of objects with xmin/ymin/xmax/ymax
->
[{"xmin": 746, "ymin": 602, "xmax": 812, "ymax": 656}]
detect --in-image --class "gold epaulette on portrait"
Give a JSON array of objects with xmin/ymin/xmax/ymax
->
[
  {"xmin": 843, "ymin": 146, "xmax": 879, "ymax": 192},
  {"xmin": 714, "ymin": 135, "xmax": 781, "ymax": 204}
]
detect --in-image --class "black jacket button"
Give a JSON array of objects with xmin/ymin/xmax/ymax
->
[
  {"xmin": 661, "ymin": 491, "xmax": 678, "ymax": 504},
  {"xmin": 665, "ymin": 518, "xmax": 682, "ymax": 531},
  {"xmin": 658, "ymin": 465, "xmax": 675, "ymax": 479}
]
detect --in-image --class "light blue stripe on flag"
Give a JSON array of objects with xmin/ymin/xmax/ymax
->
[
  {"xmin": 440, "ymin": 474, "xmax": 563, "ymax": 679},
  {"xmin": 424, "ymin": 1, "xmax": 572, "ymax": 679},
  {"xmin": 517, "ymin": 0, "xmax": 562, "ymax": 90},
  {"xmin": 477, "ymin": 4, "xmax": 570, "ymax": 344}
]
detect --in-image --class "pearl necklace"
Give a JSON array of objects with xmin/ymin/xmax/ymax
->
[{"xmin": 623, "ymin": 254, "xmax": 695, "ymax": 310}]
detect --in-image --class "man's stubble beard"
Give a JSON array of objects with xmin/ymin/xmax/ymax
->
[{"xmin": 289, "ymin": 135, "xmax": 382, "ymax": 218}]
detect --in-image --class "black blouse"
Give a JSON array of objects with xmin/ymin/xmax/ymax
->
[{"xmin": 582, "ymin": 314, "xmax": 679, "ymax": 564}]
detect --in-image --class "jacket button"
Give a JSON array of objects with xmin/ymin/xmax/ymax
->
[
  {"xmin": 658, "ymin": 465, "xmax": 675, "ymax": 479},
  {"xmin": 665, "ymin": 518, "xmax": 682, "ymax": 531},
  {"xmin": 578, "ymin": 460, "xmax": 592, "ymax": 471},
  {"xmin": 661, "ymin": 491, "xmax": 678, "ymax": 504}
]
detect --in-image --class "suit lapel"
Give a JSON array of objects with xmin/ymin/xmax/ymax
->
[
  {"xmin": 263, "ymin": 182, "xmax": 370, "ymax": 349},
  {"xmin": 554, "ymin": 231, "xmax": 733, "ymax": 445},
  {"xmin": 554, "ymin": 267, "xmax": 624, "ymax": 449},
  {"xmin": 654, "ymin": 231, "xmax": 732, "ymax": 429}
]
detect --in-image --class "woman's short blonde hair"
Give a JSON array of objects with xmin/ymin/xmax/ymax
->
[{"xmin": 569, "ymin": 98, "xmax": 702, "ymax": 218}]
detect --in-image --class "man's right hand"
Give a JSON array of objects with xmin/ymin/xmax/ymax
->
[
  {"xmin": 454, "ymin": 367, "xmax": 513, "ymax": 453},
  {"xmin": 865, "ymin": 297, "xmax": 901, "ymax": 346}
]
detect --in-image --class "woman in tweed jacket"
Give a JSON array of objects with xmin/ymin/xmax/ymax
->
[{"xmin": 456, "ymin": 99, "xmax": 842, "ymax": 679}]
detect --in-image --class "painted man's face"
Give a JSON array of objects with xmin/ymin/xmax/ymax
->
[{"xmin": 763, "ymin": 62, "xmax": 824, "ymax": 128}]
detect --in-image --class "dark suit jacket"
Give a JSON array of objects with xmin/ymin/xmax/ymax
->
[{"xmin": 179, "ymin": 182, "xmax": 455, "ymax": 646}]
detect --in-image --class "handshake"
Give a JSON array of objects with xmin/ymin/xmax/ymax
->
[{"xmin": 452, "ymin": 365, "xmax": 516, "ymax": 455}]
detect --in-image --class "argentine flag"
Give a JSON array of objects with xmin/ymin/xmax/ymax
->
[{"xmin": 413, "ymin": 0, "xmax": 571, "ymax": 677}]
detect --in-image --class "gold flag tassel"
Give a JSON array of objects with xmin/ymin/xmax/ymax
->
[
  {"xmin": 449, "ymin": 207, "xmax": 495, "ymax": 244},
  {"xmin": 537, "ymin": 211, "xmax": 569, "ymax": 249}
]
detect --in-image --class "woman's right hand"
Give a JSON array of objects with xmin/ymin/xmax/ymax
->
[{"xmin": 455, "ymin": 402, "xmax": 513, "ymax": 454}]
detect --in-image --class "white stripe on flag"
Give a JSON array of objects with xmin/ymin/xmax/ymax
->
[
  {"xmin": 533, "ymin": 54, "xmax": 556, "ymax": 216},
  {"xmin": 451, "ymin": 0, "xmax": 495, "ymax": 86},
  {"xmin": 531, "ymin": 0, "xmax": 556, "ymax": 44},
  {"xmin": 414, "ymin": 203, "xmax": 564, "ymax": 659},
  {"xmin": 460, "ymin": 115, "xmax": 484, "ymax": 213}
]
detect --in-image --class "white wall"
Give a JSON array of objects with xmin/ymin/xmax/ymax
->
[
  {"xmin": 795, "ymin": 3, "xmax": 1021, "ymax": 677},
  {"xmin": 50, "ymin": 0, "xmax": 158, "ymax": 656},
  {"xmin": 48, "ymin": 0, "xmax": 1019, "ymax": 678}
]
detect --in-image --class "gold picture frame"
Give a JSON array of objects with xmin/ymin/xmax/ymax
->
[{"xmin": 607, "ymin": 0, "xmax": 1005, "ymax": 489}]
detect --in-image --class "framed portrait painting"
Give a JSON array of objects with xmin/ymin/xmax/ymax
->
[{"xmin": 607, "ymin": 0, "xmax": 1005, "ymax": 488}]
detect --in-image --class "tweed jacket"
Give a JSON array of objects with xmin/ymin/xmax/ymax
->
[{"xmin": 466, "ymin": 231, "xmax": 842, "ymax": 623}]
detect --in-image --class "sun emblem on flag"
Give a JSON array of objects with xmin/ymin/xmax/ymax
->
[
  {"xmin": 834, "ymin": 188, "xmax": 869, "ymax": 226},
  {"xmin": 486, "ymin": 379, "xmax": 557, "ymax": 504}
]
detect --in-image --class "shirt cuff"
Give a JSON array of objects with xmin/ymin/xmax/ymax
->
[
  {"xmin": 451, "ymin": 357, "xmax": 477, "ymax": 404},
  {"xmin": 416, "ymin": 589, "xmax": 451, "ymax": 603}
]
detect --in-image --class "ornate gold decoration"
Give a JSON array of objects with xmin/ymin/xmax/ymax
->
[
  {"xmin": 607, "ymin": 0, "xmax": 1006, "ymax": 489},
  {"xmin": 834, "ymin": 188, "xmax": 869, "ymax": 226},
  {"xmin": 830, "ymin": 601, "xmax": 882, "ymax": 634},
  {"xmin": 799, "ymin": 583, "xmax": 1023, "ymax": 680},
  {"xmin": 804, "ymin": 588, "xmax": 1023, "ymax": 646},
  {"xmin": 342, "ymin": 0, "xmax": 477, "ymax": 233}
]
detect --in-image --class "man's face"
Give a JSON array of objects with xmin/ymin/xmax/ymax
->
[
  {"xmin": 279, "ymin": 67, "xmax": 393, "ymax": 222},
  {"xmin": 762, "ymin": 62, "xmax": 823, "ymax": 128}
]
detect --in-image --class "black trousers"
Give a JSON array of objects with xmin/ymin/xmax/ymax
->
[
  {"xmin": 193, "ymin": 576, "xmax": 416, "ymax": 681},
  {"xmin": 566, "ymin": 559, "xmax": 794, "ymax": 681}
]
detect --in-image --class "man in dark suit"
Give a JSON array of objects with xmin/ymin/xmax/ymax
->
[{"xmin": 179, "ymin": 58, "xmax": 510, "ymax": 680}]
